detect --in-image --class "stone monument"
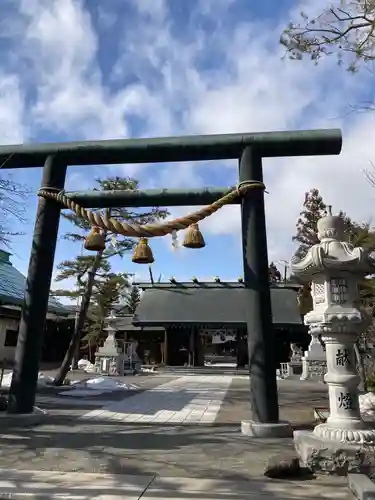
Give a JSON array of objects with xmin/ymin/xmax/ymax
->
[
  {"xmin": 289, "ymin": 343, "xmax": 303, "ymax": 377},
  {"xmin": 94, "ymin": 311, "xmax": 124, "ymax": 376},
  {"xmin": 297, "ymin": 284, "xmax": 327, "ymax": 381},
  {"xmin": 291, "ymin": 208, "xmax": 375, "ymax": 474},
  {"xmin": 300, "ymin": 333, "xmax": 327, "ymax": 382}
]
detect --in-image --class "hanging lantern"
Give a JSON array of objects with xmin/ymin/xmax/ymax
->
[
  {"xmin": 183, "ymin": 223, "xmax": 205, "ymax": 249},
  {"xmin": 132, "ymin": 238, "xmax": 154, "ymax": 264},
  {"xmin": 84, "ymin": 227, "xmax": 106, "ymax": 252}
]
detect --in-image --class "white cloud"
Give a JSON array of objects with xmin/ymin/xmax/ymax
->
[
  {"xmin": 6, "ymin": 0, "xmax": 136, "ymax": 141},
  {"xmin": 1, "ymin": 0, "xmax": 375, "ymax": 279},
  {"xmin": 117, "ymin": 0, "xmax": 375, "ymax": 265},
  {"xmin": 0, "ymin": 74, "xmax": 26, "ymax": 145}
]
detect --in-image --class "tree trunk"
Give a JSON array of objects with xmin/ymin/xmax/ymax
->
[
  {"xmin": 53, "ymin": 251, "xmax": 103, "ymax": 385},
  {"xmin": 71, "ymin": 342, "xmax": 80, "ymax": 370},
  {"xmin": 354, "ymin": 341, "xmax": 367, "ymax": 393}
]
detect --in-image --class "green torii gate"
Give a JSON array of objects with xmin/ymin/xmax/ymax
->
[{"xmin": 0, "ymin": 129, "xmax": 342, "ymax": 436}]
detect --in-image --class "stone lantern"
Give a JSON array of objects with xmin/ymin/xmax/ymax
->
[
  {"xmin": 291, "ymin": 208, "xmax": 375, "ymax": 473},
  {"xmin": 94, "ymin": 311, "xmax": 124, "ymax": 376}
]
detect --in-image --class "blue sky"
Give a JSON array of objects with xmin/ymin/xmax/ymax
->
[{"xmin": 1, "ymin": 0, "xmax": 375, "ymax": 301}]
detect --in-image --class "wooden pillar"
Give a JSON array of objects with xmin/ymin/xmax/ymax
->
[
  {"xmin": 162, "ymin": 329, "xmax": 168, "ymax": 365},
  {"xmin": 236, "ymin": 328, "xmax": 247, "ymax": 368},
  {"xmin": 236, "ymin": 329, "xmax": 241, "ymax": 368},
  {"xmin": 194, "ymin": 327, "xmax": 204, "ymax": 367},
  {"xmin": 189, "ymin": 327, "xmax": 195, "ymax": 366}
]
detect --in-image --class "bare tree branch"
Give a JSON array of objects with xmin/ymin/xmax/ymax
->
[{"xmin": 281, "ymin": 1, "xmax": 375, "ymax": 72}]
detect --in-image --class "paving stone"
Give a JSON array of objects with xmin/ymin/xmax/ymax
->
[
  {"xmin": 0, "ymin": 374, "xmax": 336, "ymax": 483},
  {"xmin": 0, "ymin": 468, "xmax": 354, "ymax": 500},
  {"xmin": 0, "ymin": 468, "xmax": 154, "ymax": 499},
  {"xmin": 80, "ymin": 375, "xmax": 232, "ymax": 425},
  {"xmin": 348, "ymin": 473, "xmax": 375, "ymax": 500},
  {"xmin": 142, "ymin": 475, "xmax": 353, "ymax": 500}
]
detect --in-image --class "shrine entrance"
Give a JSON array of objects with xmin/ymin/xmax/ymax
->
[
  {"xmin": 201, "ymin": 328, "xmax": 237, "ymax": 366},
  {"xmin": 0, "ymin": 129, "xmax": 342, "ymax": 437}
]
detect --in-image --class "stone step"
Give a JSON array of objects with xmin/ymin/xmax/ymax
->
[
  {"xmin": 158, "ymin": 366, "xmax": 249, "ymax": 375},
  {"xmin": 0, "ymin": 469, "xmax": 354, "ymax": 499}
]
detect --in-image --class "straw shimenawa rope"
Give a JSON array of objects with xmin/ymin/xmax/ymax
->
[{"xmin": 37, "ymin": 181, "xmax": 265, "ymax": 238}]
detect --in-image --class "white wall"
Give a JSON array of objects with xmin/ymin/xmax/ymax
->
[{"xmin": 0, "ymin": 317, "xmax": 19, "ymax": 361}]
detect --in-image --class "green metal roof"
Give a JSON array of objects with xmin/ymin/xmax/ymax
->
[
  {"xmin": 134, "ymin": 283, "xmax": 303, "ymax": 327},
  {"xmin": 0, "ymin": 250, "xmax": 69, "ymax": 315}
]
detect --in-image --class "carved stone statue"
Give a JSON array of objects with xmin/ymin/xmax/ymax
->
[{"xmin": 290, "ymin": 344, "xmax": 302, "ymax": 363}]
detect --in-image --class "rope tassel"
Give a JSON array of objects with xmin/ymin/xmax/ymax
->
[
  {"xmin": 84, "ymin": 227, "xmax": 106, "ymax": 252},
  {"xmin": 132, "ymin": 238, "xmax": 154, "ymax": 264},
  {"xmin": 183, "ymin": 223, "xmax": 205, "ymax": 249}
]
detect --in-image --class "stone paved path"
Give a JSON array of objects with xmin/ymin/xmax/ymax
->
[
  {"xmin": 0, "ymin": 468, "xmax": 354, "ymax": 499},
  {"xmin": 81, "ymin": 375, "xmax": 233, "ymax": 425},
  {"xmin": 30, "ymin": 375, "xmax": 176, "ymax": 416},
  {"xmin": 0, "ymin": 374, "xmax": 330, "ymax": 480}
]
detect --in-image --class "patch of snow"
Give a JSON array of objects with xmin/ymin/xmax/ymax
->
[
  {"xmin": 60, "ymin": 389, "xmax": 107, "ymax": 397},
  {"xmin": 58, "ymin": 376, "xmax": 139, "ymax": 397},
  {"xmin": 204, "ymin": 362, "xmax": 236, "ymax": 367},
  {"xmin": 141, "ymin": 366, "xmax": 157, "ymax": 373},
  {"xmin": 77, "ymin": 359, "xmax": 90, "ymax": 369},
  {"xmin": 37, "ymin": 373, "xmax": 55, "ymax": 385},
  {"xmin": 85, "ymin": 377, "xmax": 138, "ymax": 391},
  {"xmin": 77, "ymin": 359, "xmax": 96, "ymax": 373},
  {"xmin": 2, "ymin": 372, "xmax": 56, "ymax": 388},
  {"xmin": 359, "ymin": 392, "xmax": 375, "ymax": 420},
  {"xmin": 84, "ymin": 364, "xmax": 96, "ymax": 373}
]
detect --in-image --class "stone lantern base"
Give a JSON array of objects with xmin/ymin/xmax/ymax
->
[{"xmin": 294, "ymin": 429, "xmax": 375, "ymax": 475}]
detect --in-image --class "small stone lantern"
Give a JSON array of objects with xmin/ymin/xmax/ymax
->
[
  {"xmin": 94, "ymin": 311, "xmax": 124, "ymax": 376},
  {"xmin": 297, "ymin": 283, "xmax": 327, "ymax": 381},
  {"xmin": 291, "ymin": 209, "xmax": 375, "ymax": 473}
]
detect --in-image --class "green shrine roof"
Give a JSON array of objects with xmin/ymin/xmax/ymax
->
[
  {"xmin": 0, "ymin": 250, "xmax": 68, "ymax": 315},
  {"xmin": 134, "ymin": 283, "xmax": 302, "ymax": 327}
]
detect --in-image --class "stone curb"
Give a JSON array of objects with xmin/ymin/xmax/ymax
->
[
  {"xmin": 0, "ymin": 406, "xmax": 47, "ymax": 428},
  {"xmin": 241, "ymin": 419, "xmax": 293, "ymax": 438},
  {"xmin": 348, "ymin": 473, "xmax": 375, "ymax": 500}
]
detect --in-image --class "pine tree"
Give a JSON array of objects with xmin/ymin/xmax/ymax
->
[
  {"xmin": 126, "ymin": 285, "xmax": 141, "ymax": 314},
  {"xmin": 52, "ymin": 176, "xmax": 168, "ymax": 385},
  {"xmin": 281, "ymin": 2, "xmax": 375, "ymax": 74},
  {"xmin": 293, "ymin": 188, "xmax": 327, "ymax": 258},
  {"xmin": 268, "ymin": 263, "xmax": 281, "ymax": 283}
]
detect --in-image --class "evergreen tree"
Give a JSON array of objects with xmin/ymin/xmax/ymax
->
[
  {"xmin": 293, "ymin": 188, "xmax": 327, "ymax": 258},
  {"xmin": 125, "ymin": 285, "xmax": 141, "ymax": 314},
  {"xmin": 268, "ymin": 262, "xmax": 281, "ymax": 283},
  {"xmin": 52, "ymin": 176, "xmax": 168, "ymax": 385}
]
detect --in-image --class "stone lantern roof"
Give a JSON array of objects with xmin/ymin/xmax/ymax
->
[{"xmin": 291, "ymin": 209, "xmax": 375, "ymax": 279}]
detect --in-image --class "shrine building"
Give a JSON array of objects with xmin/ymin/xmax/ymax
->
[{"xmin": 129, "ymin": 280, "xmax": 309, "ymax": 368}]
